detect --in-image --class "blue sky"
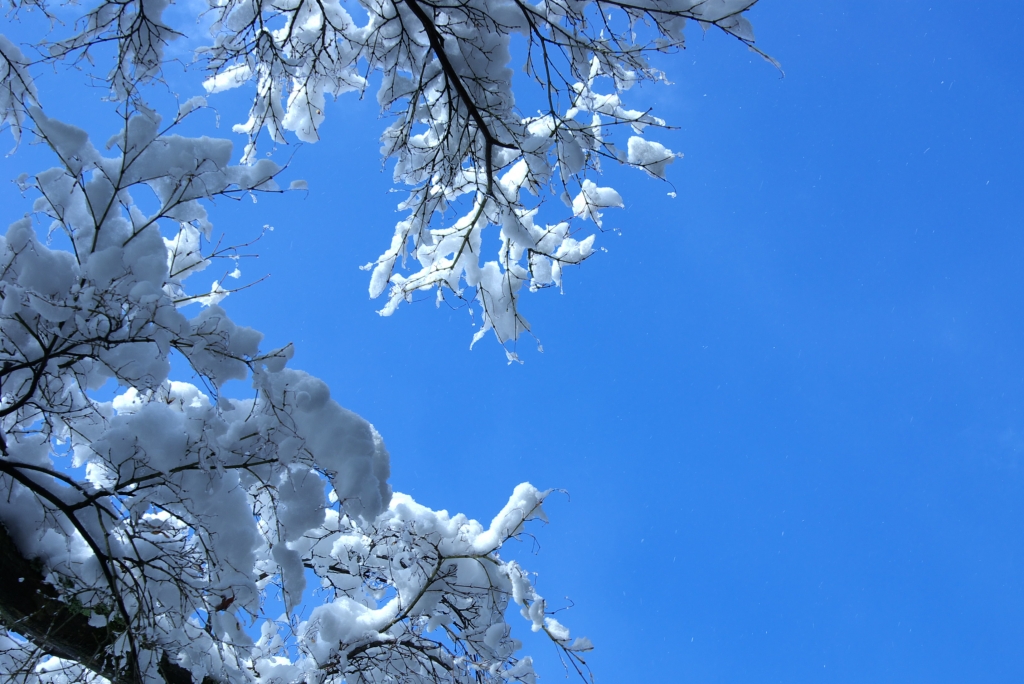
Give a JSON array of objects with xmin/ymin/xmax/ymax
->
[
  {"xmin": 4, "ymin": 1, "xmax": 1024, "ymax": 682},
  {"xmin": 230, "ymin": 3, "xmax": 1023, "ymax": 680}
]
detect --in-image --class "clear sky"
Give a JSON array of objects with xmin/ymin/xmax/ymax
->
[{"xmin": 4, "ymin": 1, "xmax": 1024, "ymax": 682}]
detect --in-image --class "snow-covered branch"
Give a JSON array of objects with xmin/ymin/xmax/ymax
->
[
  {"xmin": 5, "ymin": 0, "xmax": 766, "ymax": 354},
  {"xmin": 0, "ymin": 0, "xmax": 769, "ymax": 678},
  {"xmin": 0, "ymin": 104, "xmax": 584, "ymax": 683}
]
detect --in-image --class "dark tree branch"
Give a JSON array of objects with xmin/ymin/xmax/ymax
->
[{"xmin": 1, "ymin": 521, "xmax": 222, "ymax": 684}]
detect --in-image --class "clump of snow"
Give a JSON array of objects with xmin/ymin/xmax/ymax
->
[
  {"xmin": 0, "ymin": 35, "xmax": 40, "ymax": 147},
  {"xmin": 627, "ymin": 136, "xmax": 679, "ymax": 179},
  {"xmin": 572, "ymin": 179, "xmax": 624, "ymax": 227}
]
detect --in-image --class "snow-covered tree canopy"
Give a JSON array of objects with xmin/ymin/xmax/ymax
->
[
  {"xmin": 0, "ymin": 0, "xmax": 764, "ymax": 682},
  {"xmin": 4, "ymin": 0, "xmax": 768, "ymax": 356},
  {"xmin": 0, "ymin": 102, "xmax": 588, "ymax": 683}
]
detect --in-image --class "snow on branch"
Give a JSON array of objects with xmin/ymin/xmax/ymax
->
[
  {"xmin": 0, "ymin": 102, "xmax": 586, "ymax": 683},
  {"xmin": 0, "ymin": 0, "xmax": 770, "ymax": 677},
  {"xmin": 0, "ymin": 34, "xmax": 38, "ymax": 147},
  {"xmin": 4, "ymin": 0, "xmax": 765, "ymax": 354}
]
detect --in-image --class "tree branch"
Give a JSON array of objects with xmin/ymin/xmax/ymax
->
[{"xmin": 0, "ymin": 523, "xmax": 220, "ymax": 684}]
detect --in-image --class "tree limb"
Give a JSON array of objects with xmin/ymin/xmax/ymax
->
[{"xmin": 0, "ymin": 522, "xmax": 219, "ymax": 684}]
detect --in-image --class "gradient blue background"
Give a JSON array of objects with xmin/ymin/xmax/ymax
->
[{"xmin": 4, "ymin": 1, "xmax": 1023, "ymax": 681}]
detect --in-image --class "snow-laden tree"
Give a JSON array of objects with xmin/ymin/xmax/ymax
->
[
  {"xmin": 4, "ymin": 0, "xmax": 769, "ymax": 357},
  {"xmin": 0, "ymin": 0, "xmax": 766, "ymax": 682},
  {"xmin": 0, "ymin": 100, "xmax": 589, "ymax": 683}
]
